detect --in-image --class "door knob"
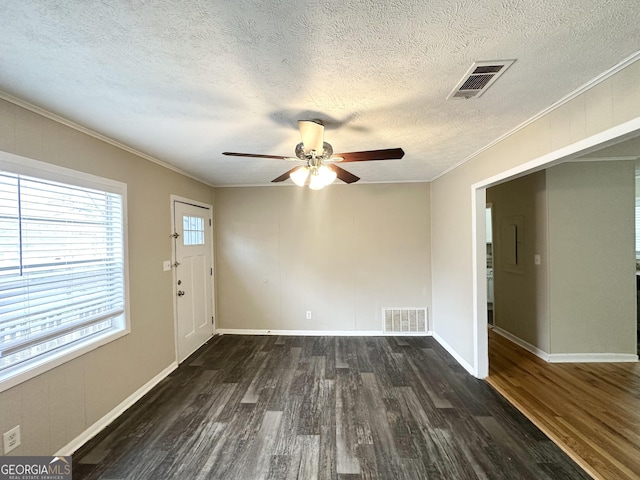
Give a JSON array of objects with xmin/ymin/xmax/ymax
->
[{"xmin": 177, "ymin": 290, "xmax": 185, "ymax": 297}]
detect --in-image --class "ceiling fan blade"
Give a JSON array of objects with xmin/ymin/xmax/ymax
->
[
  {"xmin": 332, "ymin": 148, "xmax": 405, "ymax": 162},
  {"xmin": 223, "ymin": 152, "xmax": 292, "ymax": 160},
  {"xmin": 271, "ymin": 166, "xmax": 301, "ymax": 183},
  {"xmin": 332, "ymin": 165, "xmax": 360, "ymax": 184},
  {"xmin": 298, "ymin": 120, "xmax": 324, "ymax": 154}
]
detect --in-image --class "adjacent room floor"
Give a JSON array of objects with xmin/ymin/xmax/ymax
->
[
  {"xmin": 73, "ymin": 335, "xmax": 588, "ymax": 479},
  {"xmin": 487, "ymin": 328, "xmax": 640, "ymax": 480}
]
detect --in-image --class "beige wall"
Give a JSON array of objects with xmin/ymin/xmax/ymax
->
[
  {"xmin": 0, "ymin": 98, "xmax": 214, "ymax": 455},
  {"xmin": 487, "ymin": 171, "xmax": 549, "ymax": 352},
  {"xmin": 432, "ymin": 58, "xmax": 640, "ymax": 372},
  {"xmin": 547, "ymin": 161, "xmax": 636, "ymax": 354},
  {"xmin": 214, "ymin": 183, "xmax": 431, "ymax": 332},
  {"xmin": 487, "ymin": 161, "xmax": 636, "ymax": 357}
]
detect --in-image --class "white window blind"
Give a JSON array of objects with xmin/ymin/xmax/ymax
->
[{"xmin": 0, "ymin": 171, "xmax": 125, "ymax": 375}]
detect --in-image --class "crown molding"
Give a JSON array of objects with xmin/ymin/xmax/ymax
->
[
  {"xmin": 0, "ymin": 91, "xmax": 214, "ymax": 187},
  {"xmin": 431, "ymin": 49, "xmax": 640, "ymax": 181}
]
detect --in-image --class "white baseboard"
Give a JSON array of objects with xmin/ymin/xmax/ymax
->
[
  {"xmin": 217, "ymin": 329, "xmax": 479, "ymax": 373},
  {"xmin": 492, "ymin": 326, "xmax": 550, "ymax": 362},
  {"xmin": 216, "ymin": 328, "xmax": 433, "ymax": 337},
  {"xmin": 492, "ymin": 327, "xmax": 639, "ymax": 363},
  {"xmin": 432, "ymin": 332, "xmax": 474, "ymax": 375},
  {"xmin": 548, "ymin": 353, "xmax": 639, "ymax": 363},
  {"xmin": 54, "ymin": 361, "xmax": 178, "ymax": 456}
]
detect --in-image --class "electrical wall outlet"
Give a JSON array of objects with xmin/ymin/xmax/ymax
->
[
  {"xmin": 306, "ymin": 311, "xmax": 312, "ymax": 319},
  {"xmin": 3, "ymin": 425, "xmax": 21, "ymax": 454}
]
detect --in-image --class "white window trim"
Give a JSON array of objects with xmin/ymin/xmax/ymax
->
[{"xmin": 0, "ymin": 151, "xmax": 130, "ymax": 393}]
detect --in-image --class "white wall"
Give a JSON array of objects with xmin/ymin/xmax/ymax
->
[
  {"xmin": 431, "ymin": 57, "xmax": 640, "ymax": 375},
  {"xmin": 214, "ymin": 183, "xmax": 431, "ymax": 332}
]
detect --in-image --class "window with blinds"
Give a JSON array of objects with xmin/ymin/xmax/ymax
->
[{"xmin": 0, "ymin": 166, "xmax": 127, "ymax": 384}]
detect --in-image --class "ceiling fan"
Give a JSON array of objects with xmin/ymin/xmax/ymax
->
[{"xmin": 223, "ymin": 120, "xmax": 404, "ymax": 190}]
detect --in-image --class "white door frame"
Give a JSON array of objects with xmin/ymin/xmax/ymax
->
[
  {"xmin": 470, "ymin": 117, "xmax": 640, "ymax": 378},
  {"xmin": 170, "ymin": 194, "xmax": 215, "ymax": 363}
]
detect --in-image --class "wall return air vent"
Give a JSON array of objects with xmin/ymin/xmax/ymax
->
[
  {"xmin": 447, "ymin": 60, "xmax": 515, "ymax": 100},
  {"xmin": 383, "ymin": 308, "xmax": 428, "ymax": 334}
]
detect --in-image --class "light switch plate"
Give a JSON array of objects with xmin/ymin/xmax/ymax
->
[{"xmin": 163, "ymin": 260, "xmax": 171, "ymax": 271}]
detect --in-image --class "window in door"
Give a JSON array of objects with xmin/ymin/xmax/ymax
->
[{"xmin": 182, "ymin": 215, "xmax": 205, "ymax": 246}]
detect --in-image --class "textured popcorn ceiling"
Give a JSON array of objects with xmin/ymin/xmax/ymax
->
[{"xmin": 0, "ymin": 0, "xmax": 639, "ymax": 186}]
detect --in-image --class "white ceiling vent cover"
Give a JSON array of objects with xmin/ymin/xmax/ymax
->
[
  {"xmin": 383, "ymin": 308, "xmax": 428, "ymax": 334},
  {"xmin": 447, "ymin": 60, "xmax": 515, "ymax": 100}
]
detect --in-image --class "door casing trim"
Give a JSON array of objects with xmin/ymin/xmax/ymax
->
[{"xmin": 170, "ymin": 195, "xmax": 215, "ymax": 364}]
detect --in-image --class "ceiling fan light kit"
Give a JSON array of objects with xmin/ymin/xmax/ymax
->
[
  {"xmin": 290, "ymin": 148, "xmax": 338, "ymax": 190},
  {"xmin": 309, "ymin": 171, "xmax": 327, "ymax": 190},
  {"xmin": 318, "ymin": 165, "xmax": 337, "ymax": 184},
  {"xmin": 290, "ymin": 165, "xmax": 309, "ymax": 186},
  {"xmin": 223, "ymin": 119, "xmax": 405, "ymax": 189},
  {"xmin": 306, "ymin": 164, "xmax": 337, "ymax": 190}
]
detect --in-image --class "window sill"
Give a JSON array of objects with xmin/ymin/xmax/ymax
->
[{"xmin": 0, "ymin": 327, "xmax": 130, "ymax": 394}]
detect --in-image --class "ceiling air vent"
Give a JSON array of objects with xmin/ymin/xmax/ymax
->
[{"xmin": 447, "ymin": 60, "xmax": 515, "ymax": 100}]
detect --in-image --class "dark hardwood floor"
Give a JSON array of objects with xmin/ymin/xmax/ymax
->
[{"xmin": 73, "ymin": 335, "xmax": 589, "ymax": 479}]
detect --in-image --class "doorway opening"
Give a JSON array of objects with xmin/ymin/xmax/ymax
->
[{"xmin": 472, "ymin": 119, "xmax": 640, "ymax": 379}]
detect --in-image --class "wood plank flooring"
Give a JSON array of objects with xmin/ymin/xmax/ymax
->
[
  {"xmin": 73, "ymin": 335, "xmax": 589, "ymax": 479},
  {"xmin": 487, "ymin": 328, "xmax": 640, "ymax": 480}
]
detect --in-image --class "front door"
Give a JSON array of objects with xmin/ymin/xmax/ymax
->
[{"xmin": 173, "ymin": 200, "xmax": 213, "ymax": 363}]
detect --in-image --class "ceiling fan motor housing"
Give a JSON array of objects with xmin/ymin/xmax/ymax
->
[{"xmin": 295, "ymin": 141, "xmax": 333, "ymax": 161}]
